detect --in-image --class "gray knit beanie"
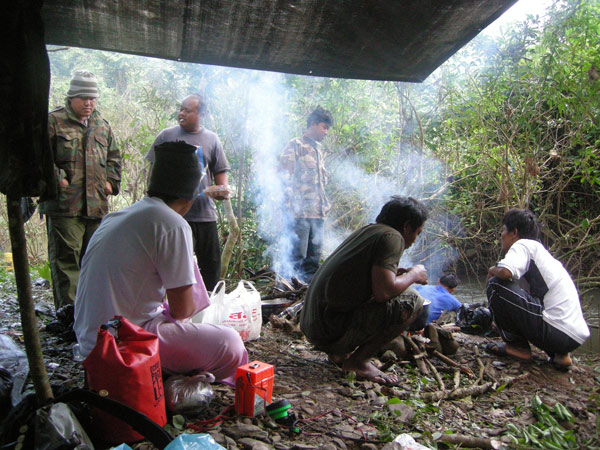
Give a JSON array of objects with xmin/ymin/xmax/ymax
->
[
  {"xmin": 148, "ymin": 141, "xmax": 201, "ymax": 201},
  {"xmin": 66, "ymin": 70, "xmax": 99, "ymax": 98}
]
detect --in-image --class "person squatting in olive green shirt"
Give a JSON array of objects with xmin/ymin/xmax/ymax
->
[{"xmin": 39, "ymin": 70, "xmax": 122, "ymax": 310}]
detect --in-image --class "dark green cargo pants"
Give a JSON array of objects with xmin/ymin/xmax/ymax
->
[
  {"xmin": 46, "ymin": 216, "xmax": 100, "ymax": 309},
  {"xmin": 308, "ymin": 288, "xmax": 425, "ymax": 356}
]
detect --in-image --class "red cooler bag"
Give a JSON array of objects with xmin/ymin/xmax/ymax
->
[{"xmin": 83, "ymin": 316, "xmax": 167, "ymax": 444}]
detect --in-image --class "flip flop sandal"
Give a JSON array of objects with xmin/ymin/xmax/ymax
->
[
  {"xmin": 357, "ymin": 372, "xmax": 401, "ymax": 386},
  {"xmin": 483, "ymin": 342, "xmax": 531, "ymax": 361},
  {"xmin": 483, "ymin": 341, "xmax": 509, "ymax": 356},
  {"xmin": 547, "ymin": 357, "xmax": 572, "ymax": 372}
]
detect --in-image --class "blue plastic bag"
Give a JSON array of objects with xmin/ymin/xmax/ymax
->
[
  {"xmin": 165, "ymin": 434, "xmax": 225, "ymax": 449},
  {"xmin": 111, "ymin": 433, "xmax": 225, "ymax": 450}
]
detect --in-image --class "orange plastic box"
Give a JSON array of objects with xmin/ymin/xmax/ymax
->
[{"xmin": 234, "ymin": 361, "xmax": 274, "ymax": 416}]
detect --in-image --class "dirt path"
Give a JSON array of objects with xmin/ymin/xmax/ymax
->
[{"xmin": 0, "ymin": 278, "xmax": 598, "ymax": 449}]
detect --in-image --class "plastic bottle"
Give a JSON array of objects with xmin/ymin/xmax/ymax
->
[
  {"xmin": 72, "ymin": 343, "xmax": 84, "ymax": 362},
  {"xmin": 279, "ymin": 301, "xmax": 304, "ymax": 319}
]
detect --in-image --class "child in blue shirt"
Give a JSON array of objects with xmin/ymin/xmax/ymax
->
[{"xmin": 414, "ymin": 273, "xmax": 462, "ymax": 324}]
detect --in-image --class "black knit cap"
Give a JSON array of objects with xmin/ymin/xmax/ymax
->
[{"xmin": 149, "ymin": 141, "xmax": 201, "ymax": 200}]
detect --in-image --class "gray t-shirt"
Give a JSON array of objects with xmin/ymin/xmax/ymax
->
[{"xmin": 146, "ymin": 125, "xmax": 230, "ymax": 222}]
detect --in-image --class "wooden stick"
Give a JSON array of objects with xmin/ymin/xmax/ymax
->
[
  {"xmin": 421, "ymin": 381, "xmax": 493, "ymax": 402},
  {"xmin": 436, "ymin": 433, "xmax": 496, "ymax": 449},
  {"xmin": 404, "ymin": 335, "xmax": 429, "ymax": 374},
  {"xmin": 425, "ymin": 358, "xmax": 445, "ymax": 393},
  {"xmin": 476, "ymin": 359, "xmax": 491, "ymax": 385},
  {"xmin": 453, "ymin": 369, "xmax": 460, "ymax": 390},
  {"xmin": 473, "ymin": 345, "xmax": 487, "ymax": 385},
  {"xmin": 432, "ymin": 350, "xmax": 474, "ymax": 378},
  {"xmin": 261, "ymin": 291, "xmax": 301, "ymax": 300},
  {"xmin": 220, "ymin": 199, "xmax": 241, "ymax": 278}
]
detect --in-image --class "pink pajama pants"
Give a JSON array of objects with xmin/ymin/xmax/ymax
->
[{"xmin": 145, "ymin": 316, "xmax": 248, "ymax": 386}]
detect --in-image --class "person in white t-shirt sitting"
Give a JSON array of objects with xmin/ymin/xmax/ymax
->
[
  {"xmin": 74, "ymin": 141, "xmax": 247, "ymax": 385},
  {"xmin": 485, "ymin": 209, "xmax": 589, "ymax": 370}
]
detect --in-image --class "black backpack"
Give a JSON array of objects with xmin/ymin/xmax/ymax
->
[{"xmin": 0, "ymin": 387, "xmax": 173, "ymax": 450}]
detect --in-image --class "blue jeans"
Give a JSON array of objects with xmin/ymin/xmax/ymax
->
[{"xmin": 292, "ymin": 218, "xmax": 324, "ymax": 283}]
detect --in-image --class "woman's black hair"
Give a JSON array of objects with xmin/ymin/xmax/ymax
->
[
  {"xmin": 502, "ymin": 208, "xmax": 540, "ymax": 240},
  {"xmin": 375, "ymin": 196, "xmax": 428, "ymax": 233}
]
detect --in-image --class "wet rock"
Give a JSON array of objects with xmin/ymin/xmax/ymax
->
[
  {"xmin": 335, "ymin": 423, "xmax": 364, "ymax": 441},
  {"xmin": 238, "ymin": 437, "xmax": 272, "ymax": 449},
  {"xmin": 290, "ymin": 443, "xmax": 318, "ymax": 449},
  {"xmin": 360, "ymin": 444, "xmax": 378, "ymax": 450},
  {"xmin": 207, "ymin": 431, "xmax": 237, "ymax": 449},
  {"xmin": 330, "ymin": 437, "xmax": 347, "ymax": 449},
  {"xmin": 301, "ymin": 405, "xmax": 314, "ymax": 416},
  {"xmin": 386, "ymin": 402, "xmax": 415, "ymax": 423},
  {"xmin": 224, "ymin": 423, "xmax": 269, "ymax": 441},
  {"xmin": 319, "ymin": 444, "xmax": 337, "ymax": 450},
  {"xmin": 372, "ymin": 395, "xmax": 388, "ymax": 406}
]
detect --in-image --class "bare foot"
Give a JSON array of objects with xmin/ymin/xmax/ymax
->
[{"xmin": 342, "ymin": 360, "xmax": 399, "ymax": 385}]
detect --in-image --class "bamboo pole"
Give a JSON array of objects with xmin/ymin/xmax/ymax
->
[
  {"xmin": 220, "ymin": 198, "xmax": 241, "ymax": 279},
  {"xmin": 6, "ymin": 196, "xmax": 53, "ymax": 406}
]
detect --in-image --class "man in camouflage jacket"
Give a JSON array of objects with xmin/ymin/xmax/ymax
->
[
  {"xmin": 280, "ymin": 106, "xmax": 333, "ymax": 283},
  {"xmin": 39, "ymin": 70, "xmax": 121, "ymax": 310}
]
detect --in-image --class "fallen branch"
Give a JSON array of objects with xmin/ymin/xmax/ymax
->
[
  {"xmin": 474, "ymin": 345, "xmax": 487, "ymax": 385},
  {"xmin": 432, "ymin": 350, "xmax": 474, "ymax": 378},
  {"xmin": 502, "ymin": 371, "xmax": 530, "ymax": 387},
  {"xmin": 421, "ymin": 381, "xmax": 493, "ymax": 402},
  {"xmin": 436, "ymin": 433, "xmax": 496, "ymax": 449},
  {"xmin": 421, "ymin": 372, "xmax": 530, "ymax": 403},
  {"xmin": 404, "ymin": 335, "xmax": 429, "ymax": 374},
  {"xmin": 425, "ymin": 358, "xmax": 445, "ymax": 394},
  {"xmin": 261, "ymin": 290, "xmax": 303, "ymax": 300},
  {"xmin": 476, "ymin": 358, "xmax": 491, "ymax": 386}
]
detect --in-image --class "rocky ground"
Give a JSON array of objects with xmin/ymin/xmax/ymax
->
[{"xmin": 0, "ymin": 275, "xmax": 599, "ymax": 449}]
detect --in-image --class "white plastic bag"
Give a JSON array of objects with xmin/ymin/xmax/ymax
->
[{"xmin": 193, "ymin": 281, "xmax": 262, "ymax": 341}]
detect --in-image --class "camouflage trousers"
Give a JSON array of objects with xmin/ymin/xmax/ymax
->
[
  {"xmin": 46, "ymin": 216, "xmax": 100, "ymax": 309},
  {"xmin": 310, "ymin": 288, "xmax": 425, "ymax": 356}
]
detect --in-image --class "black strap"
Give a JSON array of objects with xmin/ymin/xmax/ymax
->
[{"xmin": 55, "ymin": 388, "xmax": 173, "ymax": 448}]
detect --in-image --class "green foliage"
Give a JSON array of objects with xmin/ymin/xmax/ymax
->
[
  {"xmin": 426, "ymin": 0, "xmax": 600, "ymax": 283},
  {"xmin": 29, "ymin": 0, "xmax": 598, "ymax": 287},
  {"xmin": 0, "ymin": 266, "xmax": 8, "ymax": 283},
  {"xmin": 505, "ymin": 394, "xmax": 578, "ymax": 449},
  {"xmin": 35, "ymin": 262, "xmax": 52, "ymax": 284}
]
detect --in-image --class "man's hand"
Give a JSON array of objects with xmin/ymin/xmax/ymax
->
[
  {"xmin": 105, "ymin": 181, "xmax": 113, "ymax": 195},
  {"xmin": 205, "ymin": 185, "xmax": 231, "ymax": 200},
  {"xmin": 59, "ymin": 178, "xmax": 69, "ymax": 188},
  {"xmin": 487, "ymin": 265, "xmax": 512, "ymax": 281},
  {"xmin": 406, "ymin": 264, "xmax": 428, "ymax": 285},
  {"xmin": 372, "ymin": 264, "xmax": 428, "ymax": 302}
]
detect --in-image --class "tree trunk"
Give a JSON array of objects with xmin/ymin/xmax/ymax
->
[{"xmin": 6, "ymin": 196, "xmax": 53, "ymax": 406}]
